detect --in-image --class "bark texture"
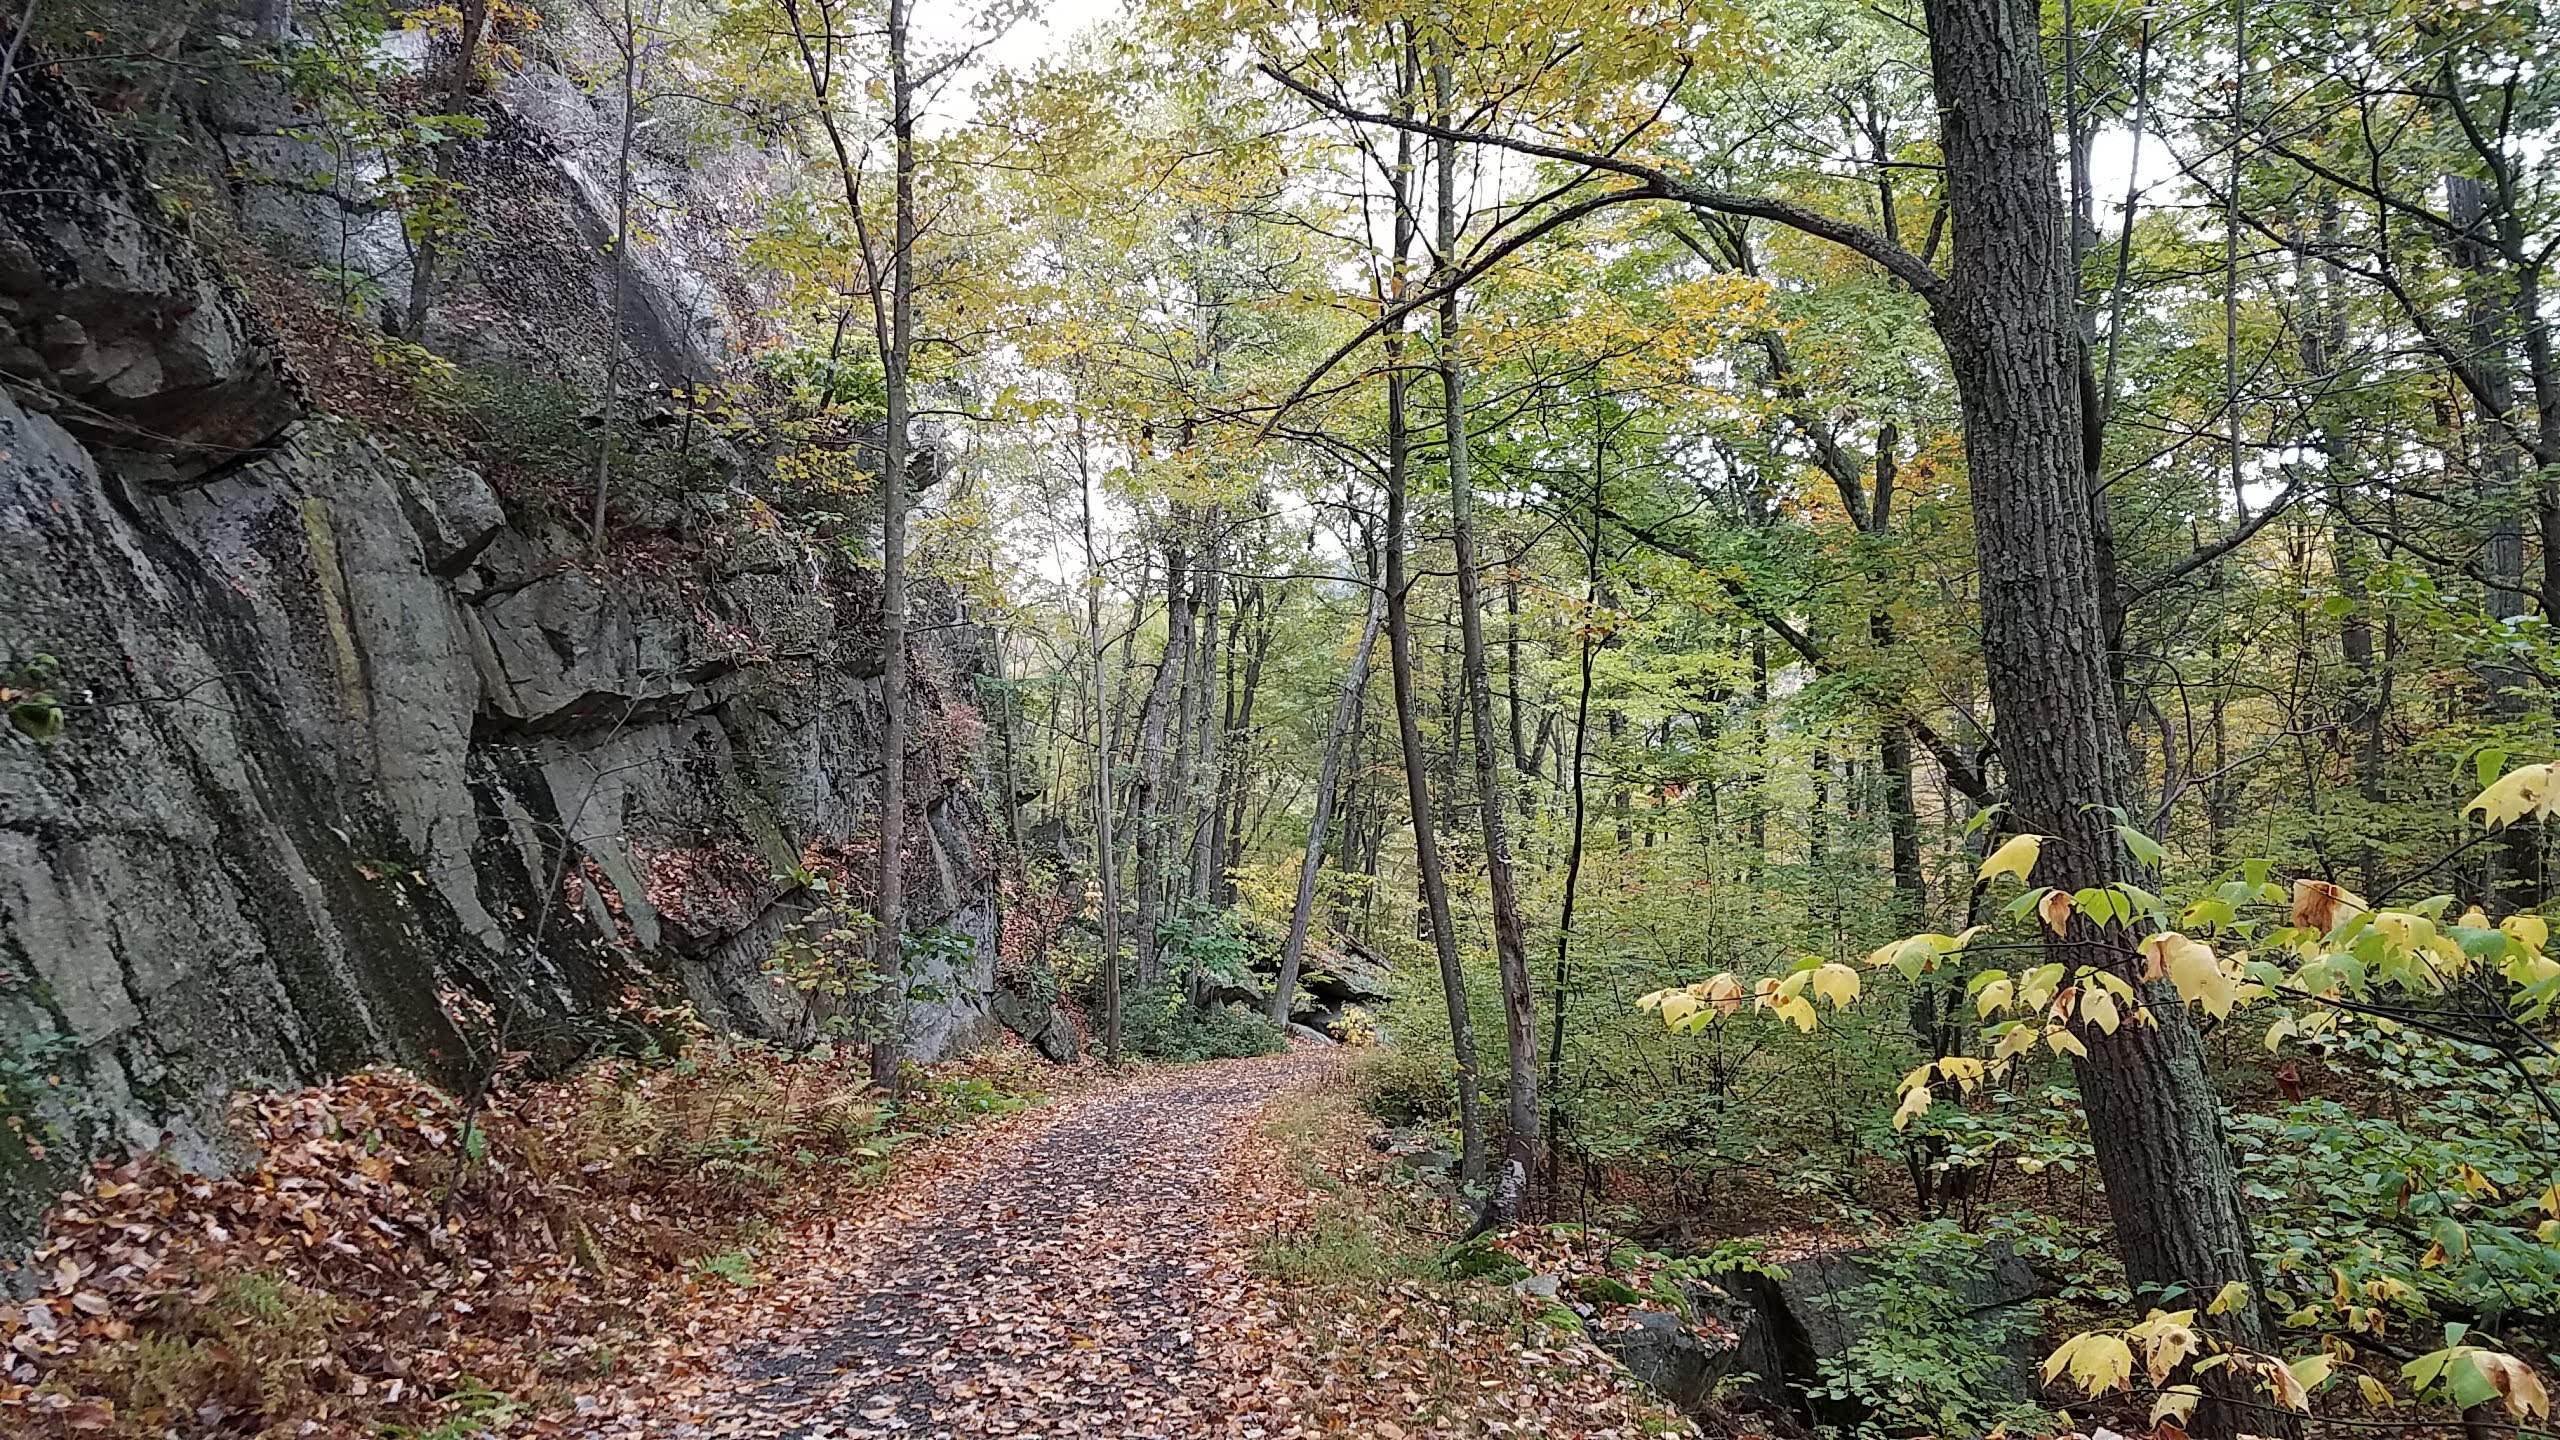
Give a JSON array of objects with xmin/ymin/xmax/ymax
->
[{"xmin": 1922, "ymin": 0, "xmax": 2279, "ymax": 1427}]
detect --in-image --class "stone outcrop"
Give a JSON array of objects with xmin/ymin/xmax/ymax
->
[
  {"xmin": 0, "ymin": 53, "xmax": 1024, "ymax": 1251},
  {"xmin": 1588, "ymin": 1241, "xmax": 2043, "ymax": 1430}
]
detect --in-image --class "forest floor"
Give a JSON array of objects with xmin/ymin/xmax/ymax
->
[{"xmin": 566, "ymin": 1039, "xmax": 1693, "ymax": 1440}]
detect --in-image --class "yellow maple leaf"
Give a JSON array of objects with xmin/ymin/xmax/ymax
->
[
  {"xmin": 2468, "ymin": 762, "xmax": 2558, "ymax": 828},
  {"xmin": 1977, "ymin": 834, "xmax": 2044, "ymax": 886}
]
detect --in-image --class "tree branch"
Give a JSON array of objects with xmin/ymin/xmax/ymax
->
[{"xmin": 1259, "ymin": 62, "xmax": 1946, "ymax": 303}]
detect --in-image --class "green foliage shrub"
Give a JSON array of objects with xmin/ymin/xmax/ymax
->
[
  {"xmin": 1805, "ymin": 1221, "xmax": 2047, "ymax": 1440},
  {"xmin": 1355, "ymin": 1042, "xmax": 1457, "ymax": 1127},
  {"xmin": 1117, "ymin": 982, "xmax": 1285, "ymax": 1062},
  {"xmin": 453, "ymin": 364, "xmax": 719, "ymax": 532},
  {"xmin": 1441, "ymin": 1239, "xmax": 1530, "ymax": 1284},
  {"xmin": 2230, "ymin": 1030, "xmax": 2560, "ymax": 1337}
]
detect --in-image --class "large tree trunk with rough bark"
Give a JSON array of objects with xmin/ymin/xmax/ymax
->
[{"xmin": 1922, "ymin": 0, "xmax": 2280, "ymax": 1430}]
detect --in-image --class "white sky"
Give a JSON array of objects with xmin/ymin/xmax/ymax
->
[
  {"xmin": 915, "ymin": 0, "xmax": 1125, "ymax": 131},
  {"xmin": 977, "ymin": 0, "xmax": 1123, "ymax": 73}
]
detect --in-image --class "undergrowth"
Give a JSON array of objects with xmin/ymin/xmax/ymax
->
[
  {"xmin": 1243, "ymin": 1070, "xmax": 1696, "ymax": 1436},
  {"xmin": 0, "ymin": 1029, "xmax": 1057, "ymax": 1439},
  {"xmin": 1118, "ymin": 982, "xmax": 1287, "ymax": 1064}
]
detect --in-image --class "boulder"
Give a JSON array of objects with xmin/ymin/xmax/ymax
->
[
  {"xmin": 991, "ymin": 986, "xmax": 1080, "ymax": 1064},
  {"xmin": 0, "ymin": 62, "xmax": 298, "ymax": 479},
  {"xmin": 1686, "ymin": 1240, "xmax": 2044, "ymax": 1427},
  {"xmin": 400, "ymin": 464, "xmax": 510, "ymax": 577},
  {"xmin": 1590, "ymin": 1308, "xmax": 1746, "ymax": 1415}
]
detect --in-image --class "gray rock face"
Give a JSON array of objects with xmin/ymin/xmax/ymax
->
[
  {"xmin": 1590, "ymin": 1308, "xmax": 1742, "ymax": 1415},
  {"xmin": 1615, "ymin": 1241, "xmax": 2044, "ymax": 1429},
  {"xmin": 0, "ymin": 65, "xmax": 299, "ymax": 479},
  {"xmin": 0, "ymin": 62, "xmax": 1022, "ymax": 1252},
  {"xmin": 991, "ymin": 985, "xmax": 1081, "ymax": 1064},
  {"xmin": 191, "ymin": 7, "xmax": 766, "ymax": 391}
]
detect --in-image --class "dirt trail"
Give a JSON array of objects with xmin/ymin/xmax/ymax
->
[{"xmin": 577, "ymin": 1047, "xmax": 1333, "ymax": 1440}]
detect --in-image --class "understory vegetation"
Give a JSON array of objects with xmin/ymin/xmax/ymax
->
[{"xmin": 3, "ymin": 1019, "xmax": 1054, "ymax": 1439}]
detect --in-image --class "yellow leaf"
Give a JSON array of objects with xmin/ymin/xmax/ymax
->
[
  {"xmin": 2356, "ymin": 1374, "xmax": 2394, "ymax": 1409},
  {"xmin": 2150, "ymin": 1384, "xmax": 2203, "ymax": 1425},
  {"xmin": 2141, "ymin": 1322, "xmax": 2201, "ymax": 1383},
  {"xmin": 1977, "ymin": 833, "xmax": 2044, "ymax": 886},
  {"xmin": 2468, "ymin": 761, "xmax": 2558, "ymax": 828},
  {"xmin": 2476, "ymin": 1352, "xmax": 2553, "ymax": 1419},
  {"xmin": 2260, "ymin": 1354, "xmax": 2312, "ymax": 1411},
  {"xmin": 2154, "ymin": 933, "xmax": 2239, "ymax": 1018},
  {"xmin": 2291, "ymin": 878, "xmax": 2366, "ymax": 932},
  {"xmin": 1993, "ymin": 1024, "xmax": 2039, "ymax": 1062},
  {"xmin": 1975, "ymin": 976, "xmax": 2013, "ymax": 1017},
  {"xmin": 1938, "ymin": 1056, "xmax": 1986, "ymax": 1093},
  {"xmin": 2506, "ymin": 915, "xmax": 2549, "ymax": 954},
  {"xmin": 1810, "ymin": 963, "xmax": 1860, "ymax": 1010},
  {"xmin": 1658, "ymin": 993, "xmax": 1701, "ymax": 1028},
  {"xmin": 1891, "ymin": 1085, "xmax": 1931, "ymax": 1132},
  {"xmin": 1691, "ymin": 972, "xmax": 1747, "ymax": 1016},
  {"xmin": 2207, "ymin": 1281, "xmax": 2251, "ymax": 1316},
  {"xmin": 2040, "ymin": 1336, "xmax": 2074, "ymax": 1387},
  {"xmin": 2080, "ymin": 987, "xmax": 2122, "ymax": 1035},
  {"xmin": 2265, "ymin": 1015, "xmax": 2298, "ymax": 1052},
  {"xmin": 2289, "ymin": 1353, "xmax": 2335, "ymax": 1397},
  {"xmin": 2046, "ymin": 1025, "xmax": 2088, "ymax": 1059},
  {"xmin": 2065, "ymin": 1333, "xmax": 2135, "ymax": 1395}
]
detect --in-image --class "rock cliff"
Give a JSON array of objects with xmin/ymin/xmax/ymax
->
[{"xmin": 0, "ymin": 27, "xmax": 1023, "ymax": 1251}]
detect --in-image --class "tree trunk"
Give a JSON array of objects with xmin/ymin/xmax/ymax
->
[
  {"xmin": 1075, "ymin": 424, "xmax": 1123, "ymax": 1064},
  {"xmin": 991, "ymin": 634, "xmax": 1023, "ymax": 851},
  {"xmin": 1435, "ymin": 61, "xmax": 1537, "ymax": 1225},
  {"xmin": 2450, "ymin": 175, "xmax": 2540, "ymax": 911},
  {"xmin": 1188, "ymin": 546, "xmax": 1226, "ymax": 909},
  {"xmin": 400, "ymin": 0, "xmax": 488, "ymax": 341},
  {"xmin": 867, "ymin": 0, "xmax": 915, "ymax": 1094},
  {"xmin": 1218, "ymin": 590, "xmax": 1273, "ymax": 905},
  {"xmin": 1272, "ymin": 581, "xmax": 1385, "ymax": 1023},
  {"xmin": 1505, "ymin": 562, "xmax": 1531, "ymax": 784},
  {"xmin": 1921, "ymin": 0, "xmax": 2282, "ymax": 1427},
  {"xmin": 1132, "ymin": 541, "xmax": 1188, "ymax": 989},
  {"xmin": 584, "ymin": 0, "xmax": 639, "ymax": 555},
  {"xmin": 1544, "ymin": 418, "xmax": 1603, "ymax": 1171},
  {"xmin": 1384, "ymin": 81, "xmax": 1486, "ymax": 1183}
]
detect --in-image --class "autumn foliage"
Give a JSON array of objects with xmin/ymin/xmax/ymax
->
[{"xmin": 0, "ymin": 1041, "xmax": 1051, "ymax": 1438}]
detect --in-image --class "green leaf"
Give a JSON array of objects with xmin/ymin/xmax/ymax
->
[
  {"xmin": 2117, "ymin": 824, "xmax": 2166, "ymax": 869},
  {"xmin": 2450, "ymin": 1353, "xmax": 2500, "ymax": 1411},
  {"xmin": 2074, "ymin": 887, "xmax": 2135, "ymax": 929},
  {"xmin": 2477, "ymin": 747, "xmax": 2511, "ymax": 790}
]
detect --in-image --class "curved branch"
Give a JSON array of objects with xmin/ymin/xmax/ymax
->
[{"xmin": 1260, "ymin": 61, "xmax": 1946, "ymax": 303}]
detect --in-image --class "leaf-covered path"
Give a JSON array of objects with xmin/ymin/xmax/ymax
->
[
  {"xmin": 572, "ymin": 1047, "xmax": 1330, "ymax": 1439},
  {"xmin": 569, "ymin": 1044, "xmax": 1688, "ymax": 1440}
]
